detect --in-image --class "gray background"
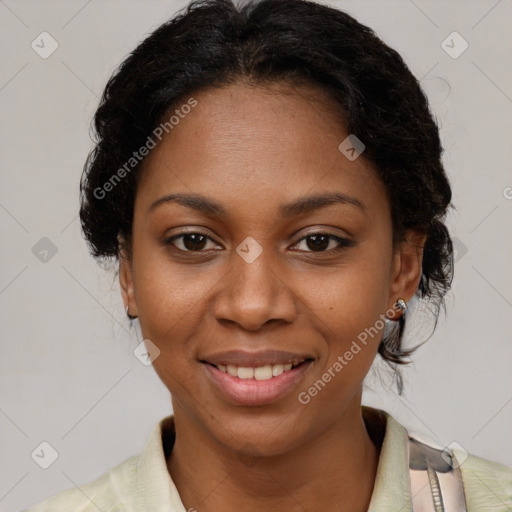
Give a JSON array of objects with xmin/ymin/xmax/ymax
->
[{"xmin": 1, "ymin": 0, "xmax": 511, "ymax": 510}]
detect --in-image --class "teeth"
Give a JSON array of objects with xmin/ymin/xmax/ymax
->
[
  {"xmin": 215, "ymin": 361, "xmax": 303, "ymax": 381},
  {"xmin": 237, "ymin": 367, "xmax": 254, "ymax": 379},
  {"xmin": 254, "ymin": 365, "xmax": 272, "ymax": 380},
  {"xmin": 272, "ymin": 364, "xmax": 284, "ymax": 377}
]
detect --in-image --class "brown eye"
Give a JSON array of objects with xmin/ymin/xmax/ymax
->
[
  {"xmin": 165, "ymin": 232, "xmax": 221, "ymax": 252},
  {"xmin": 293, "ymin": 233, "xmax": 354, "ymax": 253},
  {"xmin": 305, "ymin": 234, "xmax": 330, "ymax": 251}
]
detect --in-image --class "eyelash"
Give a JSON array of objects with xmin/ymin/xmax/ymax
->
[{"xmin": 163, "ymin": 231, "xmax": 354, "ymax": 254}]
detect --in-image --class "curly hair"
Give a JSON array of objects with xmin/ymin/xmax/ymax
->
[{"xmin": 79, "ymin": 0, "xmax": 454, "ymax": 390}]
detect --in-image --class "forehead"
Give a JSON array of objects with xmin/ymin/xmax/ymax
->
[{"xmin": 135, "ymin": 81, "xmax": 388, "ymax": 221}]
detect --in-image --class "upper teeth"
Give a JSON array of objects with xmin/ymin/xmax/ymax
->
[{"xmin": 217, "ymin": 362, "xmax": 300, "ymax": 380}]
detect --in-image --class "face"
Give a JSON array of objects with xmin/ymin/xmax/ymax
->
[{"xmin": 120, "ymin": 81, "xmax": 424, "ymax": 456}]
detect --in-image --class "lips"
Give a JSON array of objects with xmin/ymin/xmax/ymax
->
[
  {"xmin": 200, "ymin": 350, "xmax": 314, "ymax": 406},
  {"xmin": 202, "ymin": 349, "xmax": 312, "ymax": 368}
]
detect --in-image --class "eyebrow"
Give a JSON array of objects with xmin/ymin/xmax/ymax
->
[
  {"xmin": 279, "ymin": 192, "xmax": 364, "ymax": 216},
  {"xmin": 149, "ymin": 192, "xmax": 364, "ymax": 217}
]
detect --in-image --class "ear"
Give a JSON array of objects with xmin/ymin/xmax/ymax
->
[
  {"xmin": 118, "ymin": 236, "xmax": 138, "ymax": 317},
  {"xmin": 387, "ymin": 229, "xmax": 427, "ymax": 318}
]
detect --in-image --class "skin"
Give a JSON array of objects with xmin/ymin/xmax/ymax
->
[{"xmin": 119, "ymin": 81, "xmax": 427, "ymax": 512}]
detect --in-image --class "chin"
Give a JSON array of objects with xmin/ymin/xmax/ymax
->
[{"xmin": 208, "ymin": 408, "xmax": 310, "ymax": 457}]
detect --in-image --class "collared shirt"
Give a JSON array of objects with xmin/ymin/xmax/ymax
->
[{"xmin": 22, "ymin": 407, "xmax": 512, "ymax": 511}]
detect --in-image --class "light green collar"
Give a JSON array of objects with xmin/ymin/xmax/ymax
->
[{"xmin": 138, "ymin": 407, "xmax": 414, "ymax": 511}]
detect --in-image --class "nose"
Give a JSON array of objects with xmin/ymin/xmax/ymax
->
[{"xmin": 212, "ymin": 246, "xmax": 298, "ymax": 331}]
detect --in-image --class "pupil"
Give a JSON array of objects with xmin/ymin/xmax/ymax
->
[
  {"xmin": 307, "ymin": 234, "xmax": 329, "ymax": 251},
  {"xmin": 184, "ymin": 233, "xmax": 206, "ymax": 251}
]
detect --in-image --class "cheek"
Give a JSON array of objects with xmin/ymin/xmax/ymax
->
[
  {"xmin": 311, "ymin": 248, "xmax": 392, "ymax": 334},
  {"xmin": 302, "ymin": 243, "xmax": 393, "ymax": 379},
  {"xmin": 131, "ymin": 255, "xmax": 206, "ymax": 397},
  {"xmin": 131, "ymin": 233, "xmax": 214, "ymax": 330},
  {"xmin": 130, "ymin": 237, "xmax": 228, "ymax": 390},
  {"xmin": 131, "ymin": 243, "xmax": 194, "ymax": 350},
  {"xmin": 289, "ymin": 257, "xmax": 391, "ymax": 433}
]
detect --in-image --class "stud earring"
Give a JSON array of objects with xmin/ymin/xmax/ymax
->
[
  {"xmin": 395, "ymin": 298, "xmax": 407, "ymax": 312},
  {"xmin": 385, "ymin": 298, "xmax": 407, "ymax": 323}
]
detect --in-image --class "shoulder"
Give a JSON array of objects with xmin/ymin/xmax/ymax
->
[
  {"xmin": 407, "ymin": 426, "xmax": 512, "ymax": 509},
  {"xmin": 364, "ymin": 406, "xmax": 512, "ymax": 510},
  {"xmin": 21, "ymin": 415, "xmax": 177, "ymax": 512},
  {"xmin": 21, "ymin": 454, "xmax": 139, "ymax": 512},
  {"xmin": 455, "ymin": 449, "xmax": 512, "ymax": 510}
]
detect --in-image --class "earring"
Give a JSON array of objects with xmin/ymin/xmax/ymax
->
[
  {"xmin": 395, "ymin": 298, "xmax": 407, "ymax": 312},
  {"xmin": 385, "ymin": 298, "xmax": 407, "ymax": 323},
  {"xmin": 126, "ymin": 305, "xmax": 137, "ymax": 320}
]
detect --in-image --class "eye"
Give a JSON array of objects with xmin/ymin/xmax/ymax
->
[
  {"xmin": 164, "ymin": 231, "xmax": 222, "ymax": 252},
  {"xmin": 292, "ymin": 233, "xmax": 354, "ymax": 253},
  {"xmin": 163, "ymin": 231, "xmax": 352, "ymax": 254}
]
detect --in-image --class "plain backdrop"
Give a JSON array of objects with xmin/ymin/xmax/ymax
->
[{"xmin": 1, "ymin": 0, "xmax": 511, "ymax": 510}]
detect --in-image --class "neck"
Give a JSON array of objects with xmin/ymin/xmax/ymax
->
[{"xmin": 167, "ymin": 399, "xmax": 380, "ymax": 512}]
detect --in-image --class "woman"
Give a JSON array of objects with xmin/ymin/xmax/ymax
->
[{"xmin": 23, "ymin": 0, "xmax": 512, "ymax": 510}]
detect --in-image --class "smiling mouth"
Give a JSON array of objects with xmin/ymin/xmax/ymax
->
[{"xmin": 203, "ymin": 359, "xmax": 313, "ymax": 381}]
